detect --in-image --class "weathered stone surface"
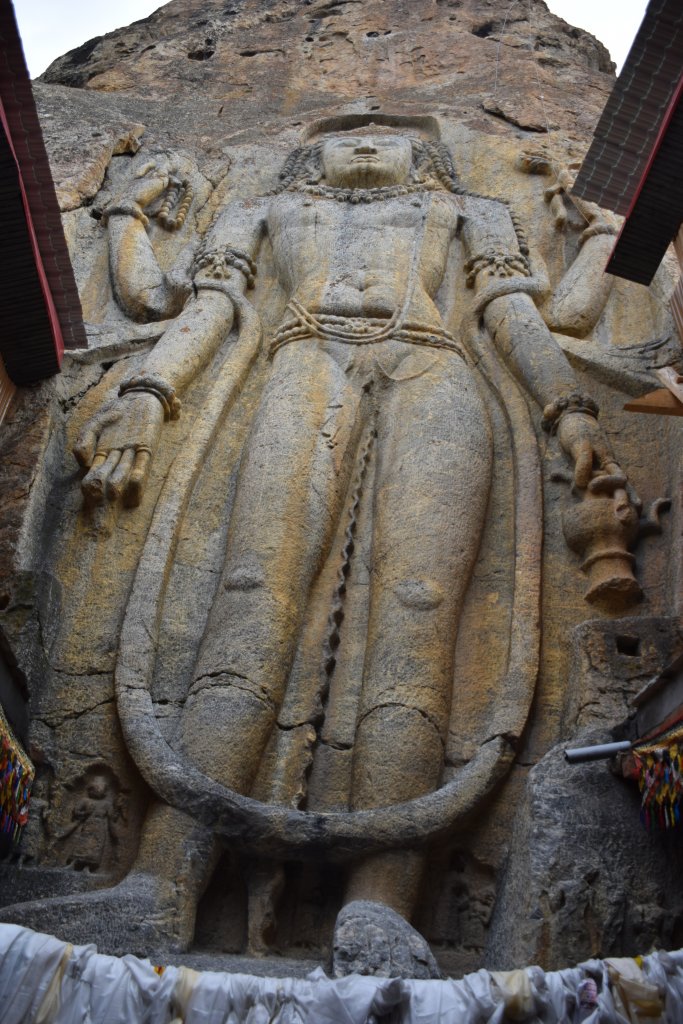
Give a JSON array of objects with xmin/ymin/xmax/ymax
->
[
  {"xmin": 35, "ymin": 84, "xmax": 145, "ymax": 211},
  {"xmin": 490, "ymin": 734, "xmax": 683, "ymax": 970},
  {"xmin": 564, "ymin": 615, "xmax": 683, "ymax": 737},
  {"xmin": 0, "ymin": 0, "xmax": 682, "ymax": 980},
  {"xmin": 333, "ymin": 900, "xmax": 442, "ymax": 979}
]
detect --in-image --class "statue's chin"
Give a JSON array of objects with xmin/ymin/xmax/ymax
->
[{"xmin": 325, "ymin": 166, "xmax": 408, "ymax": 190}]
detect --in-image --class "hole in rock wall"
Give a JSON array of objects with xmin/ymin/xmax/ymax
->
[
  {"xmin": 188, "ymin": 48, "xmax": 215, "ymax": 60},
  {"xmin": 472, "ymin": 21, "xmax": 495, "ymax": 38},
  {"xmin": 616, "ymin": 635, "xmax": 641, "ymax": 657}
]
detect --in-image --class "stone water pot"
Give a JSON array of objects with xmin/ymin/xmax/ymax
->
[{"xmin": 562, "ymin": 487, "xmax": 642, "ymax": 606}]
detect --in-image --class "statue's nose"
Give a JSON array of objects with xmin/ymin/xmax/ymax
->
[{"xmin": 354, "ymin": 143, "xmax": 378, "ymax": 154}]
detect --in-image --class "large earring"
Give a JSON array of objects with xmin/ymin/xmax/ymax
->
[
  {"xmin": 305, "ymin": 144, "xmax": 325, "ymax": 184},
  {"xmin": 408, "ymin": 141, "xmax": 428, "ymax": 184},
  {"xmin": 410, "ymin": 159, "xmax": 429, "ymax": 184}
]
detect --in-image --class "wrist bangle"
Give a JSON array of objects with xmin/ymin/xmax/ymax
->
[
  {"xmin": 102, "ymin": 199, "xmax": 149, "ymax": 228},
  {"xmin": 542, "ymin": 392, "xmax": 599, "ymax": 434},
  {"xmin": 580, "ymin": 222, "xmax": 618, "ymax": 246},
  {"xmin": 119, "ymin": 373, "xmax": 181, "ymax": 421}
]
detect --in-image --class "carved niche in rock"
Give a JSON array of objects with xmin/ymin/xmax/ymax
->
[{"xmin": 54, "ymin": 764, "xmax": 126, "ymax": 874}]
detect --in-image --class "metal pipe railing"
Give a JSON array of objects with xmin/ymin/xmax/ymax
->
[{"xmin": 564, "ymin": 740, "xmax": 632, "ymax": 763}]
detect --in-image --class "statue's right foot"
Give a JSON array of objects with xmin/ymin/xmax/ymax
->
[
  {"xmin": 332, "ymin": 899, "xmax": 441, "ymax": 979},
  {"xmin": 0, "ymin": 871, "xmax": 196, "ymax": 958}
]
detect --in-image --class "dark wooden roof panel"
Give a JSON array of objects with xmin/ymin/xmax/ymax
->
[
  {"xmin": 572, "ymin": 0, "xmax": 683, "ymax": 215},
  {"xmin": 606, "ymin": 87, "xmax": 683, "ymax": 284},
  {"xmin": 0, "ymin": 0, "xmax": 86, "ymax": 384}
]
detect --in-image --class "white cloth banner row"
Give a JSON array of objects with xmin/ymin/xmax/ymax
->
[{"xmin": 2, "ymin": 924, "xmax": 683, "ymax": 1024}]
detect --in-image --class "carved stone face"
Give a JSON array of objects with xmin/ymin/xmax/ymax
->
[
  {"xmin": 86, "ymin": 776, "xmax": 109, "ymax": 800},
  {"xmin": 320, "ymin": 134, "xmax": 413, "ymax": 189}
]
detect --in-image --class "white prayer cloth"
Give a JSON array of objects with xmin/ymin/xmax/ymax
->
[{"xmin": 2, "ymin": 924, "xmax": 683, "ymax": 1024}]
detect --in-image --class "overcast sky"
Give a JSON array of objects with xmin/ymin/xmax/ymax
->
[{"xmin": 13, "ymin": 0, "xmax": 649, "ymax": 79}]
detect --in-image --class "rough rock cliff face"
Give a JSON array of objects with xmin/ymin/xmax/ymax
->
[
  {"xmin": 1, "ymin": 0, "xmax": 682, "ymax": 980},
  {"xmin": 34, "ymin": 0, "xmax": 618, "ymax": 222},
  {"xmin": 39, "ymin": 0, "xmax": 614, "ymax": 147}
]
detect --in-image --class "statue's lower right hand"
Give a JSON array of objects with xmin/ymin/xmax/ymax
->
[{"xmin": 74, "ymin": 393, "xmax": 165, "ymax": 507}]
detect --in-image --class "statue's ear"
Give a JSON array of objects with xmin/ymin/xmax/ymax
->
[
  {"xmin": 301, "ymin": 142, "xmax": 324, "ymax": 184},
  {"xmin": 306, "ymin": 157, "xmax": 324, "ymax": 184},
  {"xmin": 410, "ymin": 160, "xmax": 430, "ymax": 185},
  {"xmin": 409, "ymin": 141, "xmax": 430, "ymax": 183}
]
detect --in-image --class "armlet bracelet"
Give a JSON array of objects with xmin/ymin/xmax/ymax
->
[
  {"xmin": 192, "ymin": 246, "xmax": 257, "ymax": 288},
  {"xmin": 541, "ymin": 392, "xmax": 599, "ymax": 434},
  {"xmin": 464, "ymin": 250, "xmax": 531, "ymax": 289},
  {"xmin": 119, "ymin": 373, "xmax": 182, "ymax": 421}
]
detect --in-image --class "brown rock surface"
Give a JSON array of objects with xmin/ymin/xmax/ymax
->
[{"xmin": 39, "ymin": 0, "xmax": 613, "ymax": 144}]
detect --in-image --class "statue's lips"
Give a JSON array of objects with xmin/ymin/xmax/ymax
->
[{"xmin": 351, "ymin": 155, "xmax": 379, "ymax": 162}]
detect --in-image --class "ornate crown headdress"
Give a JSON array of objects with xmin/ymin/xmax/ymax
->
[{"xmin": 303, "ymin": 113, "xmax": 441, "ymax": 143}]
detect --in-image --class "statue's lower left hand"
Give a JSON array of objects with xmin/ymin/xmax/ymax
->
[
  {"xmin": 557, "ymin": 409, "xmax": 622, "ymax": 489},
  {"xmin": 556, "ymin": 409, "xmax": 642, "ymax": 513},
  {"xmin": 557, "ymin": 411, "xmax": 627, "ymax": 491},
  {"xmin": 74, "ymin": 393, "xmax": 165, "ymax": 507}
]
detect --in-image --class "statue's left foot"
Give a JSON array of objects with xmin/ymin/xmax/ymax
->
[
  {"xmin": 332, "ymin": 899, "xmax": 441, "ymax": 979},
  {"xmin": 0, "ymin": 871, "xmax": 195, "ymax": 957}
]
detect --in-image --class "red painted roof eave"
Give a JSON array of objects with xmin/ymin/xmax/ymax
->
[
  {"xmin": 605, "ymin": 72, "xmax": 683, "ymax": 284},
  {"xmin": 0, "ymin": 0, "xmax": 86, "ymax": 385},
  {"xmin": 622, "ymin": 71, "xmax": 683, "ymax": 223},
  {"xmin": 571, "ymin": 0, "xmax": 683, "ymax": 215},
  {"xmin": 0, "ymin": 95, "xmax": 64, "ymax": 369}
]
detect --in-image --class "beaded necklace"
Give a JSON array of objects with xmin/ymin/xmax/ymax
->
[{"xmin": 287, "ymin": 180, "xmax": 442, "ymax": 203}]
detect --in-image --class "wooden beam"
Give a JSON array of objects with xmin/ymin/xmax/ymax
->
[
  {"xmin": 624, "ymin": 387, "xmax": 683, "ymax": 415},
  {"xmin": 656, "ymin": 365, "xmax": 683, "ymax": 401},
  {"xmin": 0, "ymin": 354, "xmax": 16, "ymax": 425}
]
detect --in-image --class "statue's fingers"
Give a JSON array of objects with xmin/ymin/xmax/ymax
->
[
  {"xmin": 589, "ymin": 471, "xmax": 628, "ymax": 495},
  {"xmin": 74, "ymin": 407, "xmax": 121, "ymax": 468},
  {"xmin": 106, "ymin": 449, "xmax": 135, "ymax": 501},
  {"xmin": 88, "ymin": 451, "xmax": 108, "ymax": 473},
  {"xmin": 73, "ymin": 426, "xmax": 98, "ymax": 468},
  {"xmin": 82, "ymin": 450, "xmax": 121, "ymax": 504},
  {"xmin": 136, "ymin": 161, "xmax": 156, "ymax": 178},
  {"xmin": 124, "ymin": 449, "xmax": 152, "ymax": 508},
  {"xmin": 573, "ymin": 442, "xmax": 594, "ymax": 490}
]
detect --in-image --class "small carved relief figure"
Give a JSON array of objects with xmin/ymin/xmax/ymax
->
[
  {"xmin": 3, "ymin": 116, "xmax": 644, "ymax": 970},
  {"xmin": 56, "ymin": 767, "xmax": 125, "ymax": 873}
]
